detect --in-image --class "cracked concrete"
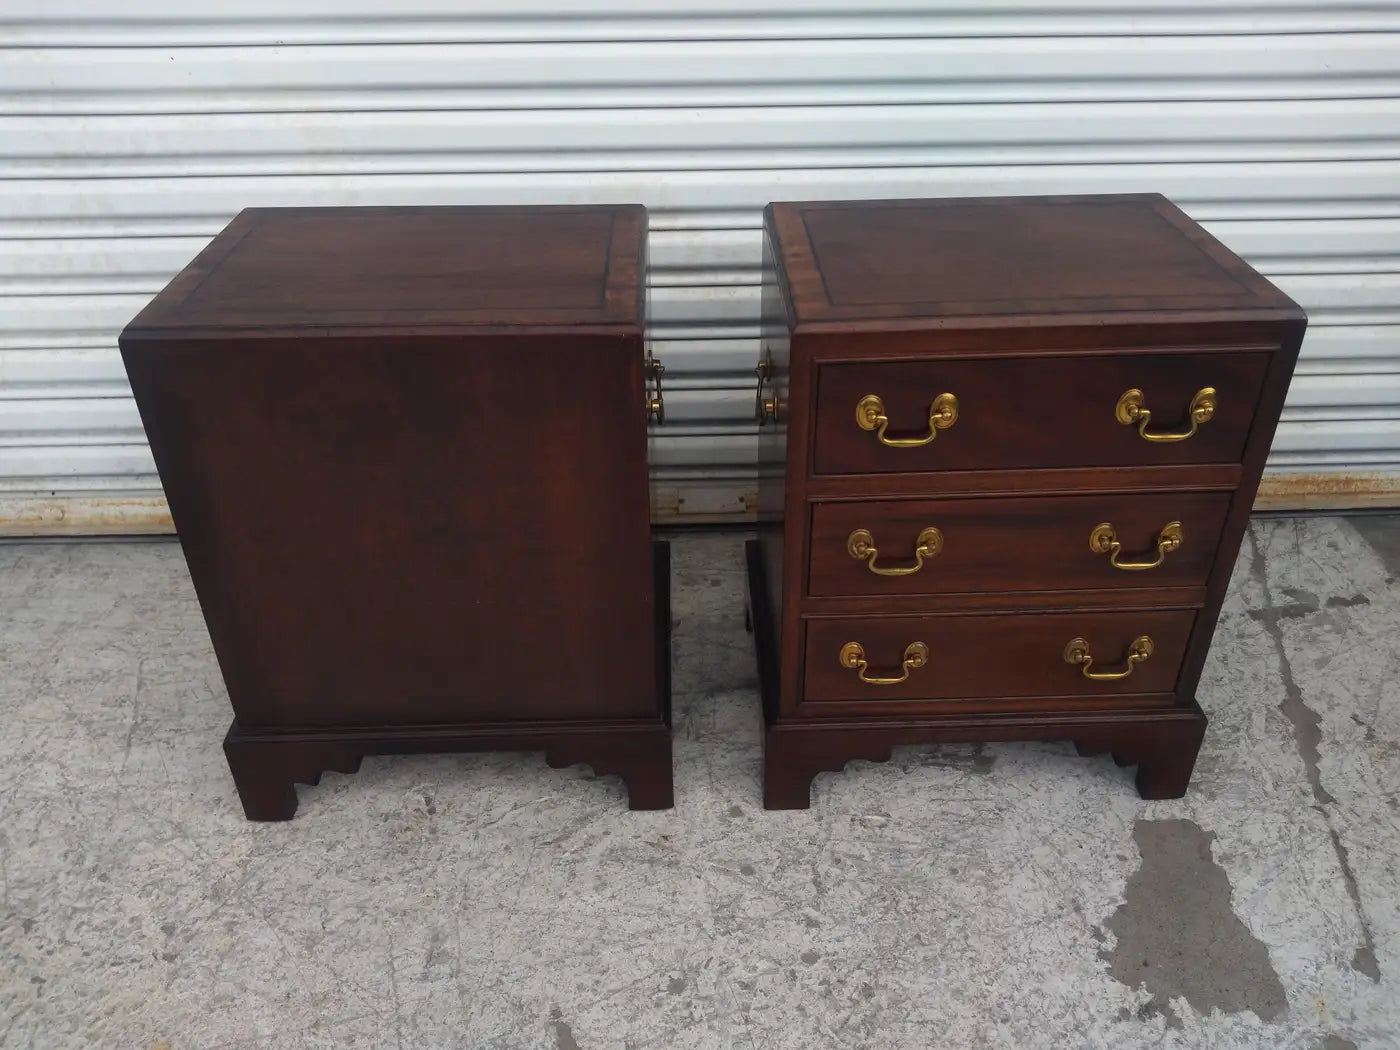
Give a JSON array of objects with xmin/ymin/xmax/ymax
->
[
  {"xmin": 1327, "ymin": 822, "xmax": 1383, "ymax": 982},
  {"xmin": 0, "ymin": 515, "xmax": 1398, "ymax": 1048},
  {"xmin": 1245, "ymin": 527, "xmax": 1383, "ymax": 986},
  {"xmin": 1246, "ymin": 545, "xmax": 1337, "ymax": 808}
]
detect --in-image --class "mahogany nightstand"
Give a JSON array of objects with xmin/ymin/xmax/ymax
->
[
  {"xmin": 122, "ymin": 205, "xmax": 672, "ymax": 819},
  {"xmin": 747, "ymin": 194, "xmax": 1305, "ymax": 808}
]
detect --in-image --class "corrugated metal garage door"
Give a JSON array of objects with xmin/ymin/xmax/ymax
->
[{"xmin": 2, "ymin": 1, "xmax": 1399, "ymax": 532}]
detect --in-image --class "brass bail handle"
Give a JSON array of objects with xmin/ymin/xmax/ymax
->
[
  {"xmin": 1089, "ymin": 521, "xmax": 1183, "ymax": 571},
  {"xmin": 840, "ymin": 641, "xmax": 930, "ymax": 686},
  {"xmin": 755, "ymin": 358, "xmax": 781, "ymax": 425},
  {"xmin": 645, "ymin": 357, "xmax": 665, "ymax": 425},
  {"xmin": 856, "ymin": 393, "xmax": 958, "ymax": 448},
  {"xmin": 1063, "ymin": 635, "xmax": 1155, "ymax": 681},
  {"xmin": 847, "ymin": 527, "xmax": 943, "ymax": 577},
  {"xmin": 1116, "ymin": 387, "xmax": 1216, "ymax": 443}
]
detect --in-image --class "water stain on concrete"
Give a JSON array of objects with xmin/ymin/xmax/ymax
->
[
  {"xmin": 1250, "ymin": 585, "xmax": 1320, "ymax": 621},
  {"xmin": 968, "ymin": 743, "xmax": 996, "ymax": 774},
  {"xmin": 1324, "ymin": 594, "xmax": 1369, "ymax": 609},
  {"xmin": 551, "ymin": 1006, "xmax": 582, "ymax": 1050},
  {"xmin": 1101, "ymin": 819, "xmax": 1287, "ymax": 1028},
  {"xmin": 1350, "ymin": 713, "xmax": 1377, "ymax": 745},
  {"xmin": 1246, "ymin": 585, "xmax": 1367, "ymax": 619},
  {"xmin": 1349, "ymin": 515, "xmax": 1400, "ymax": 577}
]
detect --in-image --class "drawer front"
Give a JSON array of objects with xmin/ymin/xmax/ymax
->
[
  {"xmin": 802, "ymin": 609, "xmax": 1195, "ymax": 702},
  {"xmin": 812, "ymin": 350, "xmax": 1270, "ymax": 475},
  {"xmin": 809, "ymin": 491, "xmax": 1231, "ymax": 597}
]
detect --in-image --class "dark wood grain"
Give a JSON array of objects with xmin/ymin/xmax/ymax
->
[
  {"xmin": 769, "ymin": 194, "xmax": 1296, "ymax": 326},
  {"xmin": 1177, "ymin": 317, "xmax": 1307, "ymax": 701},
  {"xmin": 125, "ymin": 205, "xmax": 647, "ymax": 334},
  {"xmin": 791, "ymin": 692, "xmax": 1179, "ymax": 720},
  {"xmin": 224, "ymin": 541, "xmax": 673, "ymax": 819},
  {"xmin": 224, "ymin": 715, "xmax": 675, "ymax": 820},
  {"xmin": 812, "ymin": 350, "xmax": 1270, "ymax": 475},
  {"xmin": 121, "ymin": 205, "xmax": 671, "ymax": 817},
  {"xmin": 756, "ymin": 225, "xmax": 792, "ymax": 645},
  {"xmin": 125, "ymin": 332, "xmax": 655, "ymax": 727},
  {"xmin": 752, "ymin": 193, "xmax": 1303, "ymax": 807},
  {"xmin": 764, "ymin": 710, "xmax": 1208, "ymax": 809},
  {"xmin": 745, "ymin": 538, "xmax": 782, "ymax": 726},
  {"xmin": 802, "ymin": 609, "xmax": 1195, "ymax": 703},
  {"xmin": 805, "ymin": 462, "xmax": 1240, "ymax": 500},
  {"xmin": 753, "ymin": 540, "xmax": 1206, "ymax": 808},
  {"xmin": 808, "ymin": 491, "xmax": 1231, "ymax": 597},
  {"xmin": 800, "ymin": 587, "xmax": 1204, "ymax": 616}
]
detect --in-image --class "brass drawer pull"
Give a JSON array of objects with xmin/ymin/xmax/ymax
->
[
  {"xmin": 1063, "ymin": 635, "xmax": 1154, "ymax": 681},
  {"xmin": 645, "ymin": 357, "xmax": 666, "ymax": 424},
  {"xmin": 840, "ymin": 641, "xmax": 929, "ymax": 686},
  {"xmin": 847, "ymin": 526, "xmax": 943, "ymax": 576},
  {"xmin": 1116, "ymin": 387, "xmax": 1215, "ymax": 443},
  {"xmin": 856, "ymin": 393, "xmax": 958, "ymax": 447},
  {"xmin": 1089, "ymin": 520, "xmax": 1183, "ymax": 571},
  {"xmin": 755, "ymin": 358, "xmax": 781, "ymax": 425}
]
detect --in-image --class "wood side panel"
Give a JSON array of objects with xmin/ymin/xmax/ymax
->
[
  {"xmin": 120, "ymin": 204, "xmax": 670, "ymax": 816},
  {"xmin": 1176, "ymin": 317, "xmax": 1308, "ymax": 701},
  {"xmin": 123, "ymin": 331, "xmax": 656, "ymax": 727},
  {"xmin": 756, "ymin": 221, "xmax": 790, "ymax": 655}
]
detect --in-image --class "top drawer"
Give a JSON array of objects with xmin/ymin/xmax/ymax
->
[{"xmin": 812, "ymin": 349, "xmax": 1271, "ymax": 475}]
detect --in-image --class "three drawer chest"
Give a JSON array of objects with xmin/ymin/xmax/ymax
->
[{"xmin": 746, "ymin": 194, "xmax": 1306, "ymax": 808}]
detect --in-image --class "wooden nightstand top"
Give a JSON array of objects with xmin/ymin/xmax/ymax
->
[
  {"xmin": 766, "ymin": 194, "xmax": 1301, "ymax": 328},
  {"xmin": 124, "ymin": 204, "xmax": 647, "ymax": 337}
]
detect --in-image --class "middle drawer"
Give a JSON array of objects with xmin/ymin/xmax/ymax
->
[{"xmin": 809, "ymin": 491, "xmax": 1231, "ymax": 596}]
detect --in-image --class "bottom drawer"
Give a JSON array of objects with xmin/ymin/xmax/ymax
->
[{"xmin": 803, "ymin": 609, "xmax": 1195, "ymax": 702}]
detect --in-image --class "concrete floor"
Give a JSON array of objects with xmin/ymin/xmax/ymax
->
[{"xmin": 0, "ymin": 517, "xmax": 1397, "ymax": 1049}]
